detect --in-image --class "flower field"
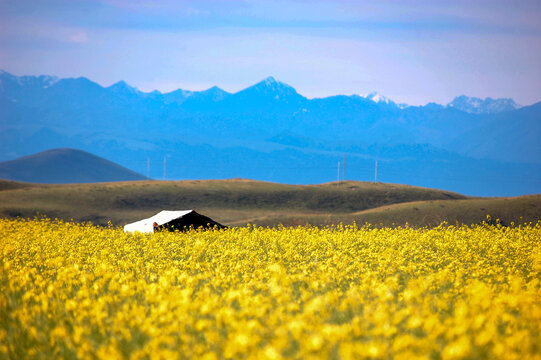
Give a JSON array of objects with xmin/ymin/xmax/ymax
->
[{"xmin": 1, "ymin": 218, "xmax": 540, "ymax": 359}]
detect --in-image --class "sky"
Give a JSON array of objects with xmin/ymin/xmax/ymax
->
[{"xmin": 1, "ymin": 0, "xmax": 540, "ymax": 106}]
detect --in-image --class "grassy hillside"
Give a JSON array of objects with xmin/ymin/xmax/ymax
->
[
  {"xmin": 0, "ymin": 148, "xmax": 147, "ymax": 183},
  {"xmin": 257, "ymin": 195, "xmax": 541, "ymax": 228},
  {"xmin": 0, "ymin": 178, "xmax": 539, "ymax": 228},
  {"xmin": 0, "ymin": 179, "xmax": 471, "ymax": 227}
]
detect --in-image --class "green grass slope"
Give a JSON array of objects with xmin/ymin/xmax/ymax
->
[
  {"xmin": 352, "ymin": 196, "xmax": 541, "ymax": 227},
  {"xmin": 259, "ymin": 195, "xmax": 541, "ymax": 228},
  {"xmin": 0, "ymin": 179, "xmax": 468, "ymax": 227}
]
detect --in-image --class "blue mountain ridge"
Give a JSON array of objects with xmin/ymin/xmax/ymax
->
[{"xmin": 1, "ymin": 70, "xmax": 540, "ymax": 196}]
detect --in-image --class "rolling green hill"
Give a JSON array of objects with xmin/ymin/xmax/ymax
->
[
  {"xmin": 258, "ymin": 195, "xmax": 541, "ymax": 228},
  {"xmin": 0, "ymin": 179, "xmax": 539, "ymax": 228}
]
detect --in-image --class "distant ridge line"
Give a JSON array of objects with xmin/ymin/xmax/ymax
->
[{"xmin": 0, "ymin": 69, "xmax": 530, "ymax": 109}]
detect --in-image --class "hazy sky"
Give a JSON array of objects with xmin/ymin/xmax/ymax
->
[{"xmin": 1, "ymin": 0, "xmax": 540, "ymax": 105}]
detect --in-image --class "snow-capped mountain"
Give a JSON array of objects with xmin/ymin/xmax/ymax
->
[
  {"xmin": 1, "ymin": 70, "xmax": 540, "ymax": 196},
  {"xmin": 362, "ymin": 92, "xmax": 396, "ymax": 105},
  {"xmin": 448, "ymin": 95, "xmax": 520, "ymax": 114},
  {"xmin": 0, "ymin": 70, "xmax": 59, "ymax": 89},
  {"xmin": 0, "ymin": 70, "xmax": 60, "ymax": 103}
]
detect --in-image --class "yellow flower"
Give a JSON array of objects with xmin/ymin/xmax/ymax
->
[{"xmin": 0, "ymin": 218, "xmax": 539, "ymax": 359}]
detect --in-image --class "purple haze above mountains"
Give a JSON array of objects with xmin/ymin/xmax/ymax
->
[{"xmin": 1, "ymin": 1, "xmax": 541, "ymax": 106}]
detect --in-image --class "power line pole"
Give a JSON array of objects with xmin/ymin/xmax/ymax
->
[
  {"xmin": 337, "ymin": 161, "xmax": 340, "ymax": 186},
  {"xmin": 343, "ymin": 155, "xmax": 346, "ymax": 181},
  {"xmin": 374, "ymin": 160, "xmax": 378, "ymax": 183},
  {"xmin": 163, "ymin": 157, "xmax": 166, "ymax": 180},
  {"xmin": 147, "ymin": 157, "xmax": 150, "ymax": 179}
]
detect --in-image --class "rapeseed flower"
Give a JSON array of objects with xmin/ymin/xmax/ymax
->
[{"xmin": 1, "ymin": 218, "xmax": 540, "ymax": 359}]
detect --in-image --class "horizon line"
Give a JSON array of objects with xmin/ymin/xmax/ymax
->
[{"xmin": 0, "ymin": 68, "xmax": 532, "ymax": 107}]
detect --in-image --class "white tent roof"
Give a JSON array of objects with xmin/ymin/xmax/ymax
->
[{"xmin": 123, "ymin": 210, "xmax": 194, "ymax": 233}]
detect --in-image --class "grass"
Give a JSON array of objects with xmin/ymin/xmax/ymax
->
[
  {"xmin": 0, "ymin": 179, "xmax": 539, "ymax": 227},
  {"xmin": 275, "ymin": 195, "xmax": 541, "ymax": 228}
]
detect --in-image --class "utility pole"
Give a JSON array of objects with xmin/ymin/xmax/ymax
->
[
  {"xmin": 163, "ymin": 157, "xmax": 166, "ymax": 180},
  {"xmin": 147, "ymin": 157, "xmax": 150, "ymax": 179},
  {"xmin": 337, "ymin": 161, "xmax": 340, "ymax": 186},
  {"xmin": 374, "ymin": 160, "xmax": 378, "ymax": 183},
  {"xmin": 343, "ymin": 155, "xmax": 346, "ymax": 181}
]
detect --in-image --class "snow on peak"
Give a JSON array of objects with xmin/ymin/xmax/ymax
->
[
  {"xmin": 361, "ymin": 92, "xmax": 395, "ymax": 105},
  {"xmin": 37, "ymin": 75, "xmax": 60, "ymax": 88},
  {"xmin": 448, "ymin": 95, "xmax": 520, "ymax": 114},
  {"xmin": 0, "ymin": 71, "xmax": 59, "ymax": 88}
]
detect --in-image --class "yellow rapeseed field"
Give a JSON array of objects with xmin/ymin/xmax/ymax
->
[{"xmin": 1, "ymin": 218, "xmax": 540, "ymax": 359}]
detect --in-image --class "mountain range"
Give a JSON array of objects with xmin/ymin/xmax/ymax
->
[{"xmin": 1, "ymin": 70, "xmax": 540, "ymax": 196}]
